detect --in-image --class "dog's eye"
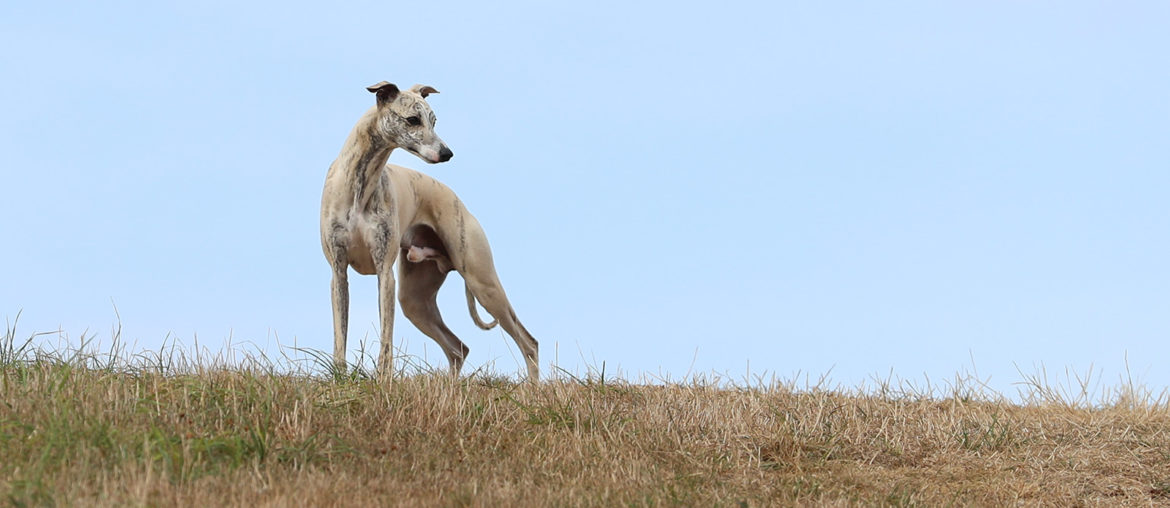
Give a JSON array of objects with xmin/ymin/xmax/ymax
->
[{"xmin": 405, "ymin": 116, "xmax": 422, "ymax": 126}]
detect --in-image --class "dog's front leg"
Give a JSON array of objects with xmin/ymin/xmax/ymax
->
[
  {"xmin": 371, "ymin": 221, "xmax": 399, "ymax": 383},
  {"xmin": 330, "ymin": 254, "xmax": 350, "ymax": 375},
  {"xmin": 376, "ymin": 267, "xmax": 396, "ymax": 382}
]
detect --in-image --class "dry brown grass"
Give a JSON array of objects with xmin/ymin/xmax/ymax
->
[{"xmin": 2, "ymin": 327, "xmax": 1169, "ymax": 506}]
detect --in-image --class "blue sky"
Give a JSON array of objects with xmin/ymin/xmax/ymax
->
[{"xmin": 2, "ymin": 2, "xmax": 1168, "ymax": 395}]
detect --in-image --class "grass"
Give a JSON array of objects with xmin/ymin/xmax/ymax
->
[{"xmin": 2, "ymin": 319, "xmax": 1170, "ymax": 506}]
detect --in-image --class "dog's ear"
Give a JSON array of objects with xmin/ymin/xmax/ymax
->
[
  {"xmin": 367, "ymin": 81, "xmax": 400, "ymax": 105},
  {"xmin": 411, "ymin": 84, "xmax": 439, "ymax": 99}
]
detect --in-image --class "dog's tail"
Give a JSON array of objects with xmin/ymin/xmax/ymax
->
[{"xmin": 465, "ymin": 284, "xmax": 498, "ymax": 330}]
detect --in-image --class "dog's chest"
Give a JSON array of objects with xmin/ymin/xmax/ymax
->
[{"xmin": 344, "ymin": 212, "xmax": 394, "ymax": 275}]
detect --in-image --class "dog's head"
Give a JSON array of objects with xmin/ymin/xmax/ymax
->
[{"xmin": 366, "ymin": 81, "xmax": 453, "ymax": 164}]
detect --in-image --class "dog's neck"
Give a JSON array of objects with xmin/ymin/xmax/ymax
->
[{"xmin": 335, "ymin": 108, "xmax": 397, "ymax": 214}]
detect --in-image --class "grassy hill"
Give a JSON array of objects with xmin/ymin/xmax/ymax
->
[{"xmin": 2, "ymin": 328, "xmax": 1168, "ymax": 506}]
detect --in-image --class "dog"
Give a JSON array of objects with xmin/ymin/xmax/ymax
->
[{"xmin": 319, "ymin": 82, "xmax": 539, "ymax": 381}]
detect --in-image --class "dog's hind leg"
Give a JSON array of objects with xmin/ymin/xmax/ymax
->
[
  {"xmin": 463, "ymin": 269, "xmax": 539, "ymax": 381},
  {"xmin": 398, "ymin": 257, "xmax": 469, "ymax": 375}
]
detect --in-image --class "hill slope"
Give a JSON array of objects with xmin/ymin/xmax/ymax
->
[{"xmin": 1, "ymin": 342, "xmax": 1168, "ymax": 505}]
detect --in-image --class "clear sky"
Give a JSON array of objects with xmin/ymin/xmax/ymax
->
[{"xmin": 2, "ymin": 2, "xmax": 1167, "ymax": 396}]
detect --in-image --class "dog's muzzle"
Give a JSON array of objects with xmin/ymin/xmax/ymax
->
[{"xmin": 438, "ymin": 146, "xmax": 453, "ymax": 162}]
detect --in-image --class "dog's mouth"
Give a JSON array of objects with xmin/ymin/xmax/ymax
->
[
  {"xmin": 405, "ymin": 147, "xmax": 436, "ymax": 164},
  {"xmin": 404, "ymin": 145, "xmax": 453, "ymax": 164}
]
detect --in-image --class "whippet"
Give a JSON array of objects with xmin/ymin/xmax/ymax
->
[{"xmin": 319, "ymin": 82, "xmax": 540, "ymax": 381}]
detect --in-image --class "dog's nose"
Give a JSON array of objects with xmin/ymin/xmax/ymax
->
[{"xmin": 438, "ymin": 146, "xmax": 453, "ymax": 162}]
